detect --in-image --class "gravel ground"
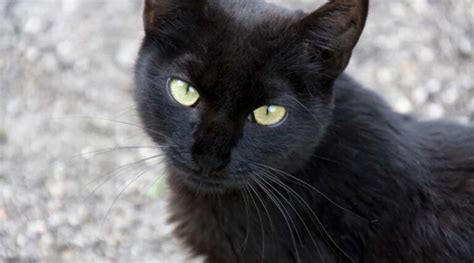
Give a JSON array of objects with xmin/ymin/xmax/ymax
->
[{"xmin": 1, "ymin": 0, "xmax": 473, "ymax": 262}]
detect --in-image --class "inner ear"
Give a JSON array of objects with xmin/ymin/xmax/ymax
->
[
  {"xmin": 143, "ymin": 0, "xmax": 207, "ymax": 34},
  {"xmin": 299, "ymin": 0, "xmax": 369, "ymax": 78}
]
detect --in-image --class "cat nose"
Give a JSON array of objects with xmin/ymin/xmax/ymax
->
[
  {"xmin": 192, "ymin": 116, "xmax": 235, "ymax": 178},
  {"xmin": 192, "ymin": 152, "xmax": 227, "ymax": 178}
]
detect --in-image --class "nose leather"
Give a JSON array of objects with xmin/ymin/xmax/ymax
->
[{"xmin": 192, "ymin": 118, "xmax": 234, "ymax": 178}]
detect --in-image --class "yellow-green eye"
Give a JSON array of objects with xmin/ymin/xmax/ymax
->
[
  {"xmin": 252, "ymin": 105, "xmax": 287, "ymax": 126},
  {"xmin": 169, "ymin": 78, "xmax": 200, "ymax": 107}
]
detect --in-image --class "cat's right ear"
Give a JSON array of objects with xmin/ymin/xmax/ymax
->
[
  {"xmin": 143, "ymin": 0, "xmax": 207, "ymax": 35},
  {"xmin": 297, "ymin": 0, "xmax": 369, "ymax": 79}
]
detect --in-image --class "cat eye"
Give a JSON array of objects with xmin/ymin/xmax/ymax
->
[
  {"xmin": 251, "ymin": 105, "xmax": 287, "ymax": 126},
  {"xmin": 168, "ymin": 78, "xmax": 200, "ymax": 107}
]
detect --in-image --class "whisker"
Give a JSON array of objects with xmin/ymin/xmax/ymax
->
[
  {"xmin": 255, "ymin": 169, "xmax": 326, "ymax": 262},
  {"xmin": 255, "ymin": 170, "xmax": 323, "ymax": 260},
  {"xmin": 83, "ymin": 154, "xmax": 164, "ymax": 200},
  {"xmin": 252, "ymin": 162, "xmax": 370, "ymax": 222},
  {"xmin": 99, "ymin": 164, "xmax": 156, "ymax": 230},
  {"xmin": 70, "ymin": 145, "xmax": 169, "ymax": 161},
  {"xmin": 252, "ymin": 176, "xmax": 302, "ymax": 263},
  {"xmin": 253, "ymin": 164, "xmax": 355, "ymax": 262},
  {"xmin": 257, "ymin": 174, "xmax": 312, "ymax": 257},
  {"xmin": 248, "ymin": 179, "xmax": 276, "ymax": 234},
  {"xmin": 246, "ymin": 183, "xmax": 266, "ymax": 263},
  {"xmin": 240, "ymin": 184, "xmax": 251, "ymax": 255},
  {"xmin": 310, "ymin": 152, "xmax": 342, "ymax": 166},
  {"xmin": 57, "ymin": 116, "xmax": 168, "ymax": 138},
  {"xmin": 287, "ymin": 96, "xmax": 325, "ymax": 128}
]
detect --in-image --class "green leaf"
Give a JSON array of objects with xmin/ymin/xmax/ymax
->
[{"xmin": 147, "ymin": 179, "xmax": 167, "ymax": 199}]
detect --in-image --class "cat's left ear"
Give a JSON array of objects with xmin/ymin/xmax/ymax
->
[{"xmin": 298, "ymin": 0, "xmax": 369, "ymax": 79}]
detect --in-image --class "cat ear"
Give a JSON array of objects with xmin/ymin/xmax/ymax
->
[
  {"xmin": 143, "ymin": 0, "xmax": 207, "ymax": 34},
  {"xmin": 299, "ymin": 0, "xmax": 369, "ymax": 78}
]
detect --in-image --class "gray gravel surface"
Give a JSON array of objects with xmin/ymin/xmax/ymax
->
[{"xmin": 1, "ymin": 0, "xmax": 473, "ymax": 262}]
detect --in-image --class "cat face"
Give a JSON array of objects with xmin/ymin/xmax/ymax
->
[{"xmin": 135, "ymin": 0, "xmax": 368, "ymax": 193}]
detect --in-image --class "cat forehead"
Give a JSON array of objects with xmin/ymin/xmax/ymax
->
[
  {"xmin": 184, "ymin": 35, "xmax": 285, "ymax": 89},
  {"xmin": 210, "ymin": 0, "xmax": 287, "ymax": 27},
  {"xmin": 200, "ymin": 20, "xmax": 294, "ymax": 69},
  {"xmin": 207, "ymin": 0, "xmax": 297, "ymax": 38}
]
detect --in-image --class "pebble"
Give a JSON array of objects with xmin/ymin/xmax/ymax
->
[
  {"xmin": 25, "ymin": 47, "xmax": 41, "ymax": 62},
  {"xmin": 426, "ymin": 79, "xmax": 442, "ymax": 93},
  {"xmin": 0, "ymin": 206, "xmax": 8, "ymax": 221},
  {"xmin": 426, "ymin": 103, "xmax": 445, "ymax": 119},
  {"xmin": 41, "ymin": 53, "xmax": 60, "ymax": 72},
  {"xmin": 116, "ymin": 42, "xmax": 138, "ymax": 69},
  {"xmin": 62, "ymin": 0, "xmax": 80, "ymax": 14},
  {"xmin": 412, "ymin": 88, "xmax": 428, "ymax": 104},
  {"xmin": 376, "ymin": 67, "xmax": 394, "ymax": 83},
  {"xmin": 46, "ymin": 179, "xmax": 65, "ymax": 197},
  {"xmin": 48, "ymin": 213, "xmax": 66, "ymax": 228},
  {"xmin": 458, "ymin": 37, "xmax": 473, "ymax": 57},
  {"xmin": 394, "ymin": 96, "xmax": 413, "ymax": 113},
  {"xmin": 0, "ymin": 129, "xmax": 8, "ymax": 145},
  {"xmin": 27, "ymin": 220, "xmax": 47, "ymax": 236},
  {"xmin": 441, "ymin": 87, "xmax": 460, "ymax": 105},
  {"xmin": 16, "ymin": 234, "xmax": 27, "ymax": 247},
  {"xmin": 56, "ymin": 40, "xmax": 77, "ymax": 63},
  {"xmin": 24, "ymin": 16, "xmax": 47, "ymax": 35}
]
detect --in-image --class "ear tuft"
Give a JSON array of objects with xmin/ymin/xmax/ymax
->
[{"xmin": 299, "ymin": 0, "xmax": 369, "ymax": 78}]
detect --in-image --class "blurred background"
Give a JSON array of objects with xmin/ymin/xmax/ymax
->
[{"xmin": 0, "ymin": 0, "xmax": 473, "ymax": 262}]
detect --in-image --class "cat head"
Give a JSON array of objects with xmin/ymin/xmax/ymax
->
[{"xmin": 135, "ymin": 0, "xmax": 368, "ymax": 193}]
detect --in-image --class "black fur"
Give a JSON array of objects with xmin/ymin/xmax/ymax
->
[{"xmin": 134, "ymin": 0, "xmax": 474, "ymax": 262}]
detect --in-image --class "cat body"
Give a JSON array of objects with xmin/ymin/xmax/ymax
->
[
  {"xmin": 135, "ymin": 0, "xmax": 474, "ymax": 262},
  {"xmin": 168, "ymin": 76, "xmax": 474, "ymax": 263}
]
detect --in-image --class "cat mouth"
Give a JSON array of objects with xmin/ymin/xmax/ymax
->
[
  {"xmin": 182, "ymin": 174, "xmax": 245, "ymax": 193},
  {"xmin": 167, "ymin": 156, "xmax": 245, "ymax": 193},
  {"xmin": 187, "ymin": 176, "xmax": 224, "ymax": 187}
]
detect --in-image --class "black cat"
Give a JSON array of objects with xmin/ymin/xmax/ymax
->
[{"xmin": 134, "ymin": 0, "xmax": 474, "ymax": 262}]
